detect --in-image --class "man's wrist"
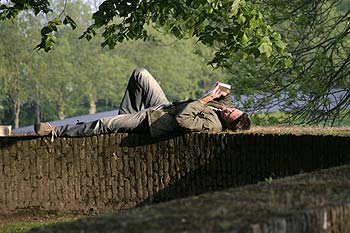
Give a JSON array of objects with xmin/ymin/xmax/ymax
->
[{"xmin": 199, "ymin": 94, "xmax": 213, "ymax": 104}]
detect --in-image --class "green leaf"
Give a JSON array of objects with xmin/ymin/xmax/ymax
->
[
  {"xmin": 275, "ymin": 39, "xmax": 286, "ymax": 53},
  {"xmin": 50, "ymin": 17, "xmax": 62, "ymax": 26},
  {"xmin": 237, "ymin": 14, "xmax": 246, "ymax": 24},
  {"xmin": 229, "ymin": 0, "xmax": 241, "ymax": 18},
  {"xmin": 242, "ymin": 33, "xmax": 249, "ymax": 44},
  {"xmin": 249, "ymin": 15, "xmax": 260, "ymax": 29},
  {"xmin": 283, "ymin": 57, "xmax": 292, "ymax": 68},
  {"xmin": 258, "ymin": 42, "xmax": 272, "ymax": 57},
  {"xmin": 0, "ymin": 4, "xmax": 8, "ymax": 10},
  {"xmin": 40, "ymin": 26, "xmax": 51, "ymax": 36},
  {"xmin": 63, "ymin": 15, "xmax": 77, "ymax": 30},
  {"xmin": 80, "ymin": 25, "xmax": 97, "ymax": 40}
]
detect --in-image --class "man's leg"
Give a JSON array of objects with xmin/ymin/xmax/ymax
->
[
  {"xmin": 119, "ymin": 68, "xmax": 169, "ymax": 114},
  {"xmin": 54, "ymin": 109, "xmax": 149, "ymax": 137}
]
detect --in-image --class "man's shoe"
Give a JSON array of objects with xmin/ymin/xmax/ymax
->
[{"xmin": 34, "ymin": 122, "xmax": 57, "ymax": 136}]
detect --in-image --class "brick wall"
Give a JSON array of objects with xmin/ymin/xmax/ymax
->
[{"xmin": 0, "ymin": 132, "xmax": 349, "ymax": 214}]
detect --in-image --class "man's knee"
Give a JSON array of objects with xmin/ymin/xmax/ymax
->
[
  {"xmin": 133, "ymin": 67, "xmax": 151, "ymax": 79},
  {"xmin": 131, "ymin": 67, "xmax": 154, "ymax": 86}
]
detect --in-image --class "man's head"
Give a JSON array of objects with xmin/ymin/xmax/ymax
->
[{"xmin": 221, "ymin": 107, "xmax": 251, "ymax": 131}]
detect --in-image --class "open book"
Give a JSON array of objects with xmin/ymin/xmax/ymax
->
[
  {"xmin": 204, "ymin": 81, "xmax": 231, "ymax": 96},
  {"xmin": 217, "ymin": 82, "xmax": 231, "ymax": 92}
]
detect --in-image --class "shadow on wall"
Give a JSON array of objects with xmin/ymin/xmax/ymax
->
[
  {"xmin": 118, "ymin": 132, "xmax": 350, "ymax": 208},
  {"xmin": 0, "ymin": 135, "xmax": 40, "ymax": 149}
]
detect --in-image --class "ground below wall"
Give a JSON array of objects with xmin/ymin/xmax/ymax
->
[
  {"xmin": 30, "ymin": 165, "xmax": 350, "ymax": 233},
  {"xmin": 0, "ymin": 131, "xmax": 349, "ymax": 214},
  {"xmin": 27, "ymin": 164, "xmax": 350, "ymax": 233}
]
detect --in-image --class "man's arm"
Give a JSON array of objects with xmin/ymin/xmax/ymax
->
[
  {"xmin": 173, "ymin": 81, "xmax": 230, "ymax": 132},
  {"xmin": 199, "ymin": 82, "xmax": 230, "ymax": 105},
  {"xmin": 175, "ymin": 101, "xmax": 222, "ymax": 132}
]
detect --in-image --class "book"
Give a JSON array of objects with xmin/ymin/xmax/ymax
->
[
  {"xmin": 204, "ymin": 81, "xmax": 231, "ymax": 96},
  {"xmin": 217, "ymin": 82, "xmax": 231, "ymax": 93}
]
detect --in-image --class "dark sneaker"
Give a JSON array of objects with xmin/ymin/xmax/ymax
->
[{"xmin": 34, "ymin": 122, "xmax": 57, "ymax": 136}]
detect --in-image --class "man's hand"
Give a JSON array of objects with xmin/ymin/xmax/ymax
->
[{"xmin": 199, "ymin": 82, "xmax": 230, "ymax": 104}]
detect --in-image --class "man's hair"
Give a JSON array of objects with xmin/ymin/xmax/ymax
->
[{"xmin": 231, "ymin": 113, "xmax": 251, "ymax": 131}]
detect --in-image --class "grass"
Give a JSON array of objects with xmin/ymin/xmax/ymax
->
[
  {"xmin": 246, "ymin": 125, "xmax": 350, "ymax": 136},
  {"xmin": 0, "ymin": 222, "xmax": 50, "ymax": 233},
  {"xmin": 251, "ymin": 112, "xmax": 350, "ymax": 127},
  {"xmin": 247, "ymin": 112, "xmax": 350, "ymax": 136},
  {"xmin": 0, "ymin": 215, "xmax": 78, "ymax": 233}
]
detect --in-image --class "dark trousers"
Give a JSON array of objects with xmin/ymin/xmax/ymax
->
[{"xmin": 55, "ymin": 68, "xmax": 170, "ymax": 136}]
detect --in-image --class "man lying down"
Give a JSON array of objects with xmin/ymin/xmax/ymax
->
[{"xmin": 34, "ymin": 68, "xmax": 251, "ymax": 138}]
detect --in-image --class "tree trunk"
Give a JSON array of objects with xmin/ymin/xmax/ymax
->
[
  {"xmin": 58, "ymin": 87, "xmax": 65, "ymax": 120},
  {"xmin": 14, "ymin": 96, "xmax": 21, "ymax": 129},
  {"xmin": 35, "ymin": 82, "xmax": 41, "ymax": 123},
  {"xmin": 88, "ymin": 93, "xmax": 96, "ymax": 114},
  {"xmin": 58, "ymin": 97, "xmax": 65, "ymax": 120},
  {"xmin": 58, "ymin": 103, "xmax": 65, "ymax": 120}
]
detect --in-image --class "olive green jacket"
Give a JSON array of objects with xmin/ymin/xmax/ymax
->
[{"xmin": 147, "ymin": 96, "xmax": 234, "ymax": 137}]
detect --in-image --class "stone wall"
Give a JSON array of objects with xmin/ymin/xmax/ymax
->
[{"xmin": 0, "ymin": 132, "xmax": 349, "ymax": 214}]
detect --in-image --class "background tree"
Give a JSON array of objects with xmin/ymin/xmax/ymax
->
[
  {"xmin": 0, "ymin": 0, "xmax": 230, "ymax": 128},
  {"xmin": 0, "ymin": 20, "xmax": 36, "ymax": 128},
  {"xmin": 116, "ymin": 28, "xmax": 229, "ymax": 101},
  {"xmin": 0, "ymin": 0, "xmax": 290, "ymax": 66},
  {"xmin": 1, "ymin": 0, "xmax": 349, "ymax": 128},
  {"xmin": 226, "ymin": 0, "xmax": 350, "ymax": 126}
]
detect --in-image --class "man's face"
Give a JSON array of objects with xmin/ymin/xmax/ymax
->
[{"xmin": 221, "ymin": 107, "xmax": 243, "ymax": 129}]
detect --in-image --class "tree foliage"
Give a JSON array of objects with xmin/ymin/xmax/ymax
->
[
  {"xmin": 0, "ymin": 0, "xmax": 229, "ymax": 127},
  {"xmin": 227, "ymin": 0, "xmax": 350, "ymax": 126},
  {"xmin": 1, "ymin": 0, "xmax": 349, "ymax": 127},
  {"xmin": 0, "ymin": 18, "xmax": 38, "ymax": 128},
  {"xmin": 0, "ymin": 0, "xmax": 291, "ymax": 67}
]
